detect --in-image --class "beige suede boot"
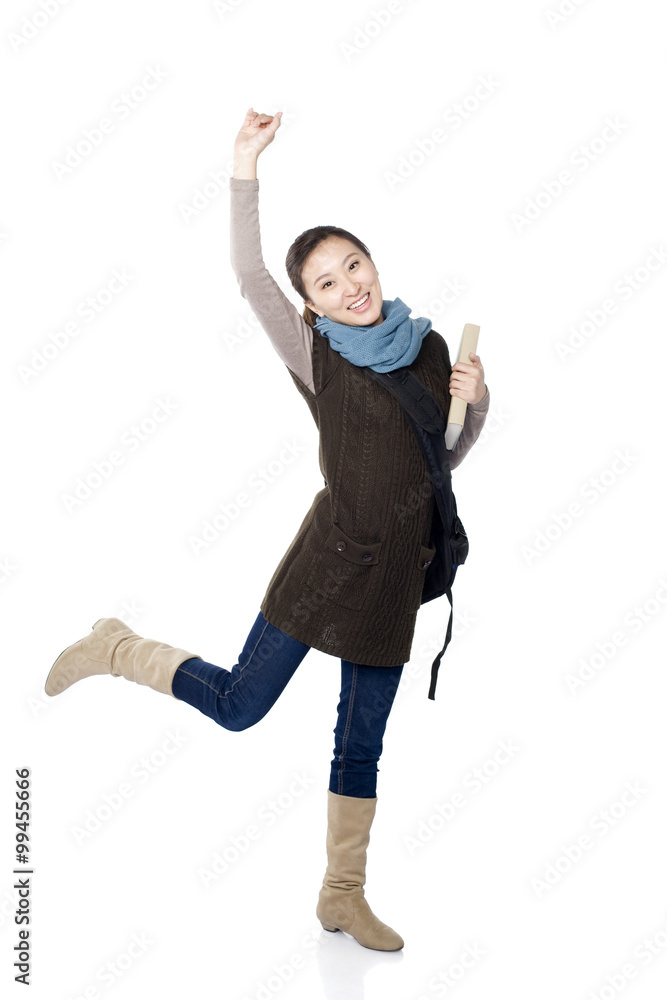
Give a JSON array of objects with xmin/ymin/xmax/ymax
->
[
  {"xmin": 316, "ymin": 789, "xmax": 404, "ymax": 951},
  {"xmin": 45, "ymin": 617, "xmax": 200, "ymax": 698}
]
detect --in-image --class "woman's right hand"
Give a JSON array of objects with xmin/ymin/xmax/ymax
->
[{"xmin": 234, "ymin": 107, "xmax": 283, "ymax": 161}]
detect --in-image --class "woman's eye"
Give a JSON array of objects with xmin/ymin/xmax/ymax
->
[{"xmin": 321, "ymin": 261, "xmax": 358, "ymax": 289}]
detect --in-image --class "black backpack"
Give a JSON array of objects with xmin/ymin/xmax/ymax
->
[{"xmin": 362, "ymin": 365, "xmax": 469, "ymax": 700}]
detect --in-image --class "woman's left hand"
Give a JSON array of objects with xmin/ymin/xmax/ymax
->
[{"xmin": 449, "ymin": 353, "xmax": 486, "ymax": 405}]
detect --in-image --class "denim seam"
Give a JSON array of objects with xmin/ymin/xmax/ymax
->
[
  {"xmin": 175, "ymin": 619, "xmax": 274, "ymax": 702},
  {"xmin": 337, "ymin": 663, "xmax": 358, "ymax": 795},
  {"xmin": 176, "ymin": 666, "xmax": 219, "ymax": 693},
  {"xmin": 219, "ymin": 618, "xmax": 272, "ymax": 701}
]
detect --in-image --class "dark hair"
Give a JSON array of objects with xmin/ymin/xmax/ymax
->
[{"xmin": 285, "ymin": 226, "xmax": 373, "ymax": 329}]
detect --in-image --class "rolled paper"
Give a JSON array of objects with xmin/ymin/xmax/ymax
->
[{"xmin": 445, "ymin": 323, "xmax": 480, "ymax": 451}]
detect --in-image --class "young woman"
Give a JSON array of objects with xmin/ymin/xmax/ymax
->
[{"xmin": 45, "ymin": 108, "xmax": 490, "ymax": 953}]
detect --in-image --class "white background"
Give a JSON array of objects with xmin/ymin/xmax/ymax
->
[{"xmin": 2, "ymin": 0, "xmax": 666, "ymax": 998}]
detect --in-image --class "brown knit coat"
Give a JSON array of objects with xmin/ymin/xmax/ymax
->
[{"xmin": 260, "ymin": 325, "xmax": 477, "ymax": 666}]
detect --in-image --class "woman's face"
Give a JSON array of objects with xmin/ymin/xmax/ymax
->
[{"xmin": 301, "ymin": 237, "xmax": 384, "ymax": 327}]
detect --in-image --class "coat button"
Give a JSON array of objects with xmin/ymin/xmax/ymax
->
[
  {"xmin": 336, "ymin": 541, "xmax": 346, "ymax": 552},
  {"xmin": 361, "ymin": 553, "xmax": 373, "ymax": 562}
]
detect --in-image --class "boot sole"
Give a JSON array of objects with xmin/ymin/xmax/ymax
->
[{"xmin": 319, "ymin": 921, "xmax": 403, "ymax": 950}]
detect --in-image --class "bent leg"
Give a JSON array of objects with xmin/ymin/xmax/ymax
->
[
  {"xmin": 329, "ymin": 660, "xmax": 404, "ymax": 798},
  {"xmin": 171, "ymin": 610, "xmax": 310, "ymax": 731}
]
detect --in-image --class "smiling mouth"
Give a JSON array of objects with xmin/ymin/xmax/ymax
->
[{"xmin": 348, "ymin": 292, "xmax": 370, "ymax": 310}]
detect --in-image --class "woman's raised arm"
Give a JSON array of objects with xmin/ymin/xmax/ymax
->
[{"xmin": 230, "ymin": 109, "xmax": 314, "ymax": 392}]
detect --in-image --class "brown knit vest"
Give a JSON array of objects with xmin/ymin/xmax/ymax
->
[{"xmin": 259, "ymin": 327, "xmax": 454, "ymax": 667}]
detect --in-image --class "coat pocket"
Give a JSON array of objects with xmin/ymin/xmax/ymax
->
[{"xmin": 303, "ymin": 522, "xmax": 382, "ymax": 612}]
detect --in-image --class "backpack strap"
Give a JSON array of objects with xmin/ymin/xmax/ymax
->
[
  {"xmin": 402, "ymin": 410, "xmax": 456, "ymax": 702},
  {"xmin": 427, "ymin": 585, "xmax": 454, "ymax": 700},
  {"xmin": 362, "ymin": 365, "xmax": 463, "ymax": 701},
  {"xmin": 362, "ymin": 366, "xmax": 456, "ymax": 548},
  {"xmin": 376, "ymin": 366, "xmax": 446, "ymax": 434}
]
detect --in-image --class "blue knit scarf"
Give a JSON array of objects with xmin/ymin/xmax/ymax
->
[{"xmin": 314, "ymin": 297, "xmax": 432, "ymax": 372}]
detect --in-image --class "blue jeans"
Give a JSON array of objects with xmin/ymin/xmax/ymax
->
[{"xmin": 171, "ymin": 610, "xmax": 404, "ymax": 798}]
